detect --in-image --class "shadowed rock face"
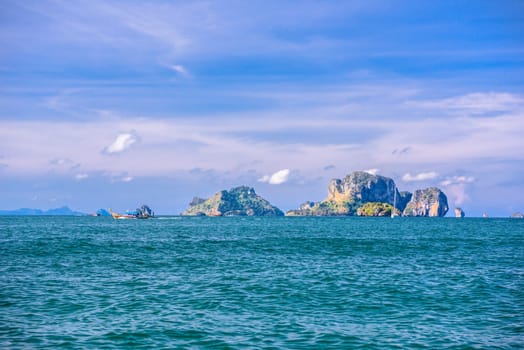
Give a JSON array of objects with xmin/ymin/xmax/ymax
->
[
  {"xmin": 182, "ymin": 186, "xmax": 284, "ymax": 217},
  {"xmin": 403, "ymin": 187, "xmax": 449, "ymax": 217},
  {"xmin": 327, "ymin": 171, "xmax": 398, "ymax": 204}
]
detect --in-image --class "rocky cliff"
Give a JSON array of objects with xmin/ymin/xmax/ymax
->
[
  {"xmin": 402, "ymin": 187, "xmax": 448, "ymax": 217},
  {"xmin": 454, "ymin": 207, "xmax": 465, "ymax": 218},
  {"xmin": 286, "ymin": 171, "xmax": 407, "ymax": 216},
  {"xmin": 182, "ymin": 186, "xmax": 284, "ymax": 217}
]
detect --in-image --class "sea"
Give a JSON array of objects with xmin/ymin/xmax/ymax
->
[{"xmin": 1, "ymin": 216, "xmax": 523, "ymax": 349}]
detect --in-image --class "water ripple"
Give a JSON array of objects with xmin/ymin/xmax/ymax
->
[{"xmin": 0, "ymin": 216, "xmax": 523, "ymax": 348}]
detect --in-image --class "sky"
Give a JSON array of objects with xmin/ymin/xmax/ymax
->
[{"xmin": 1, "ymin": 0, "xmax": 523, "ymax": 216}]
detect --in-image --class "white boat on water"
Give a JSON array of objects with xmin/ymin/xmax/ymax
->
[
  {"xmin": 391, "ymin": 185, "xmax": 399, "ymax": 218},
  {"xmin": 109, "ymin": 205, "xmax": 155, "ymax": 219}
]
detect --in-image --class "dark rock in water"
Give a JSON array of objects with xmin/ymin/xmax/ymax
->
[
  {"xmin": 286, "ymin": 171, "xmax": 406, "ymax": 216},
  {"xmin": 182, "ymin": 186, "xmax": 283, "ymax": 217},
  {"xmin": 454, "ymin": 207, "xmax": 465, "ymax": 218},
  {"xmin": 96, "ymin": 209, "xmax": 111, "ymax": 216},
  {"xmin": 403, "ymin": 187, "xmax": 448, "ymax": 217},
  {"xmin": 136, "ymin": 205, "xmax": 154, "ymax": 218},
  {"xmin": 511, "ymin": 212, "xmax": 523, "ymax": 219}
]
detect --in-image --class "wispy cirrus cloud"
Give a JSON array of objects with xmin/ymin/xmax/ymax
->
[
  {"xmin": 49, "ymin": 158, "xmax": 75, "ymax": 166},
  {"xmin": 258, "ymin": 169, "xmax": 290, "ymax": 185},
  {"xmin": 105, "ymin": 171, "xmax": 134, "ymax": 183},
  {"xmin": 410, "ymin": 92, "xmax": 524, "ymax": 115}
]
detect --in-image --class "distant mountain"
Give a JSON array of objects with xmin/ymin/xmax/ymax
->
[
  {"xmin": 0, "ymin": 206, "xmax": 85, "ymax": 216},
  {"xmin": 183, "ymin": 186, "xmax": 284, "ymax": 216}
]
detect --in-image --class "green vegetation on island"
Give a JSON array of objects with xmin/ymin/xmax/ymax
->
[
  {"xmin": 182, "ymin": 186, "xmax": 284, "ymax": 217},
  {"xmin": 357, "ymin": 202, "xmax": 399, "ymax": 217}
]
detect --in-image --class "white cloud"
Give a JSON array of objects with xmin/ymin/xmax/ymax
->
[
  {"xmin": 1, "ymin": 86, "xmax": 523, "ymax": 182},
  {"xmin": 103, "ymin": 133, "xmax": 138, "ymax": 154},
  {"xmin": 402, "ymin": 171, "xmax": 439, "ymax": 182},
  {"xmin": 440, "ymin": 175, "xmax": 475, "ymax": 186},
  {"xmin": 445, "ymin": 184, "xmax": 469, "ymax": 206},
  {"xmin": 121, "ymin": 176, "xmax": 133, "ymax": 182},
  {"xmin": 364, "ymin": 168, "xmax": 379, "ymax": 175},
  {"xmin": 439, "ymin": 175, "xmax": 476, "ymax": 206},
  {"xmin": 169, "ymin": 64, "xmax": 190, "ymax": 77},
  {"xmin": 258, "ymin": 169, "xmax": 290, "ymax": 185},
  {"xmin": 74, "ymin": 173, "xmax": 89, "ymax": 180}
]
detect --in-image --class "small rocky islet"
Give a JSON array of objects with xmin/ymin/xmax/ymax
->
[{"xmin": 183, "ymin": 171, "xmax": 449, "ymax": 217}]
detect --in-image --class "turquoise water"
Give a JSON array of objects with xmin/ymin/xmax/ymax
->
[{"xmin": 1, "ymin": 216, "xmax": 523, "ymax": 349}]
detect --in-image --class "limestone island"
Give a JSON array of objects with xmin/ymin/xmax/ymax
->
[
  {"xmin": 286, "ymin": 171, "xmax": 448, "ymax": 217},
  {"xmin": 182, "ymin": 186, "xmax": 284, "ymax": 216},
  {"xmin": 455, "ymin": 207, "xmax": 465, "ymax": 218},
  {"xmin": 182, "ymin": 171, "xmax": 449, "ymax": 217}
]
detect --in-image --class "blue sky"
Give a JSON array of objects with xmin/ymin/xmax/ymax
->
[{"xmin": 1, "ymin": 0, "xmax": 523, "ymax": 216}]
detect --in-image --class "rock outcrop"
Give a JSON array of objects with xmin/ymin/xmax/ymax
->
[
  {"xmin": 182, "ymin": 186, "xmax": 284, "ymax": 216},
  {"xmin": 455, "ymin": 207, "xmax": 465, "ymax": 218},
  {"xmin": 398, "ymin": 191, "xmax": 413, "ymax": 212},
  {"xmin": 286, "ymin": 171, "xmax": 408, "ymax": 216},
  {"xmin": 95, "ymin": 209, "xmax": 111, "ymax": 216},
  {"xmin": 286, "ymin": 171, "xmax": 449, "ymax": 217},
  {"xmin": 402, "ymin": 187, "xmax": 448, "ymax": 217}
]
